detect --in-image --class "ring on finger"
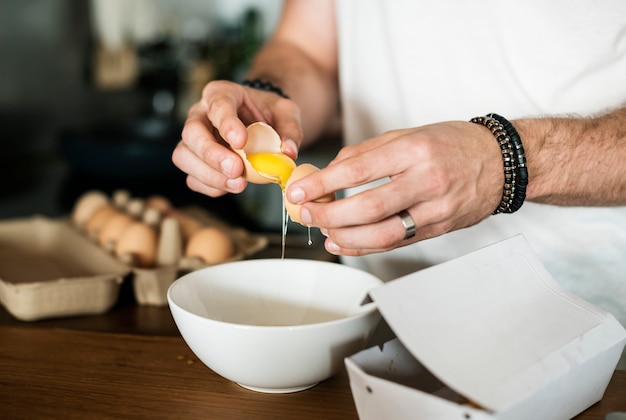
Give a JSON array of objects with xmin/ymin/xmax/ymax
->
[{"xmin": 398, "ymin": 209, "xmax": 416, "ymax": 240}]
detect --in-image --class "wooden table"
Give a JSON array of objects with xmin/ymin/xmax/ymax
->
[
  {"xmin": 1, "ymin": 236, "xmax": 625, "ymax": 419},
  {"xmin": 0, "ymin": 326, "xmax": 359, "ymax": 419},
  {"xmin": 0, "ymin": 324, "xmax": 624, "ymax": 420}
]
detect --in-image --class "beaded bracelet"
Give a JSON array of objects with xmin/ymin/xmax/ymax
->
[
  {"xmin": 470, "ymin": 114, "xmax": 528, "ymax": 214},
  {"xmin": 241, "ymin": 79, "xmax": 290, "ymax": 99},
  {"xmin": 487, "ymin": 113, "xmax": 528, "ymax": 213}
]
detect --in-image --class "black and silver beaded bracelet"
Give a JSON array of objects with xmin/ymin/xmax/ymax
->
[
  {"xmin": 487, "ymin": 113, "xmax": 528, "ymax": 213},
  {"xmin": 241, "ymin": 79, "xmax": 290, "ymax": 99},
  {"xmin": 470, "ymin": 114, "xmax": 528, "ymax": 214}
]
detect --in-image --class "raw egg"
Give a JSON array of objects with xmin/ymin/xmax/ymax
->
[
  {"xmin": 234, "ymin": 122, "xmax": 296, "ymax": 190},
  {"xmin": 185, "ymin": 227, "xmax": 235, "ymax": 264},
  {"xmin": 285, "ymin": 163, "xmax": 336, "ymax": 225}
]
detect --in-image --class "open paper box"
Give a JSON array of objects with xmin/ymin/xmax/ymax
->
[{"xmin": 345, "ymin": 235, "xmax": 626, "ymax": 420}]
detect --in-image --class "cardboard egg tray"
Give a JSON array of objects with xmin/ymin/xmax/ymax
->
[
  {"xmin": 129, "ymin": 205, "xmax": 268, "ymax": 306},
  {"xmin": 0, "ymin": 216, "xmax": 128, "ymax": 321},
  {"xmin": 0, "ymin": 194, "xmax": 268, "ymax": 321}
]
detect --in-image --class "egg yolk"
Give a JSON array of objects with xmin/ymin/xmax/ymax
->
[{"xmin": 246, "ymin": 152, "xmax": 296, "ymax": 189}]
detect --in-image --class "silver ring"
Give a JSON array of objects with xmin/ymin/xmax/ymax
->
[{"xmin": 398, "ymin": 210, "xmax": 416, "ymax": 240}]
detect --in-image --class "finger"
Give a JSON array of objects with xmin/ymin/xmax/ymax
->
[
  {"xmin": 286, "ymin": 141, "xmax": 409, "ymax": 206},
  {"xmin": 240, "ymin": 88, "xmax": 303, "ymax": 160},
  {"xmin": 186, "ymin": 174, "xmax": 246, "ymax": 197},
  {"xmin": 181, "ymin": 104, "xmax": 246, "ymax": 179},
  {"xmin": 324, "ymin": 237, "xmax": 395, "ymax": 256},
  {"xmin": 182, "ymin": 102, "xmax": 217, "ymax": 155},
  {"xmin": 323, "ymin": 211, "xmax": 450, "ymax": 256},
  {"xmin": 281, "ymin": 138, "xmax": 300, "ymax": 161},
  {"xmin": 172, "ymin": 141, "xmax": 246, "ymax": 194},
  {"xmin": 270, "ymin": 98, "xmax": 303, "ymax": 159},
  {"xmin": 201, "ymin": 81, "xmax": 253, "ymax": 150},
  {"xmin": 331, "ymin": 212, "xmax": 407, "ymax": 250},
  {"xmin": 178, "ymin": 128, "xmax": 245, "ymax": 180},
  {"xmin": 297, "ymin": 169, "xmax": 428, "ymax": 229}
]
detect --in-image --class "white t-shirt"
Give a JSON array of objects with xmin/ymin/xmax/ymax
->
[{"xmin": 335, "ymin": 0, "xmax": 626, "ymax": 366}]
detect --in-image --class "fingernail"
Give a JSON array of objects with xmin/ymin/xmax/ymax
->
[
  {"xmin": 320, "ymin": 228, "xmax": 328, "ymax": 237},
  {"xmin": 299, "ymin": 207, "xmax": 312, "ymax": 225},
  {"xmin": 289, "ymin": 187, "xmax": 305, "ymax": 204},
  {"xmin": 221, "ymin": 158, "xmax": 234, "ymax": 176},
  {"xmin": 226, "ymin": 177, "xmax": 243, "ymax": 191},
  {"xmin": 282, "ymin": 139, "xmax": 298, "ymax": 158},
  {"xmin": 226, "ymin": 130, "xmax": 237, "ymax": 144},
  {"xmin": 326, "ymin": 239, "xmax": 340, "ymax": 254}
]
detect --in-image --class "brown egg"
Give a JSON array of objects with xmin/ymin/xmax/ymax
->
[
  {"xmin": 85, "ymin": 204, "xmax": 119, "ymax": 236},
  {"xmin": 185, "ymin": 227, "xmax": 235, "ymax": 264},
  {"xmin": 72, "ymin": 190, "xmax": 109, "ymax": 228},
  {"xmin": 285, "ymin": 163, "xmax": 336, "ymax": 225},
  {"xmin": 98, "ymin": 211, "xmax": 134, "ymax": 246},
  {"xmin": 234, "ymin": 122, "xmax": 296, "ymax": 188},
  {"xmin": 115, "ymin": 222, "xmax": 158, "ymax": 268}
]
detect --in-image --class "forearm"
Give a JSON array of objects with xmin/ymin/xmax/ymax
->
[
  {"xmin": 244, "ymin": 0, "xmax": 339, "ymax": 146},
  {"xmin": 246, "ymin": 41, "xmax": 339, "ymax": 146},
  {"xmin": 516, "ymin": 106, "xmax": 626, "ymax": 206}
]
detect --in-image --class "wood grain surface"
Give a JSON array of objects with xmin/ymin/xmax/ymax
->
[
  {"xmin": 1, "ymin": 325, "xmax": 625, "ymax": 419},
  {"xmin": 0, "ymin": 326, "xmax": 358, "ymax": 419}
]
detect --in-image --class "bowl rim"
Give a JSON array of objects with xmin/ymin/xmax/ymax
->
[{"xmin": 167, "ymin": 258, "xmax": 382, "ymax": 331}]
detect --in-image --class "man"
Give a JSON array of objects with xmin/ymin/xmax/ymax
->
[{"xmin": 173, "ymin": 0, "xmax": 626, "ymax": 364}]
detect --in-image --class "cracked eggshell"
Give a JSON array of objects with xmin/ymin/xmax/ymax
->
[
  {"xmin": 285, "ymin": 163, "xmax": 336, "ymax": 225},
  {"xmin": 234, "ymin": 122, "xmax": 282, "ymax": 185}
]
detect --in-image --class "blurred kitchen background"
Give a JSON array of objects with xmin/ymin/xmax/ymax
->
[{"xmin": 0, "ymin": 0, "xmax": 339, "ymax": 233}]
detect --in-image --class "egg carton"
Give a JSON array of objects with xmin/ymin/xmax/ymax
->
[
  {"xmin": 130, "ymin": 208, "xmax": 268, "ymax": 306},
  {"xmin": 71, "ymin": 190, "xmax": 269, "ymax": 306},
  {"xmin": 0, "ymin": 216, "xmax": 129, "ymax": 321},
  {"xmin": 0, "ymin": 191, "xmax": 268, "ymax": 321}
]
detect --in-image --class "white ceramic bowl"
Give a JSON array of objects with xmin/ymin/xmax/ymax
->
[{"xmin": 167, "ymin": 258, "xmax": 382, "ymax": 393}]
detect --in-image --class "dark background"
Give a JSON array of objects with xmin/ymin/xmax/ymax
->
[{"xmin": 0, "ymin": 0, "xmax": 337, "ymax": 232}]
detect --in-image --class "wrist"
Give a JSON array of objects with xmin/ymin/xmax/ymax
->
[
  {"xmin": 509, "ymin": 117, "xmax": 552, "ymax": 203},
  {"xmin": 241, "ymin": 79, "xmax": 290, "ymax": 99},
  {"xmin": 470, "ymin": 114, "xmax": 528, "ymax": 214}
]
